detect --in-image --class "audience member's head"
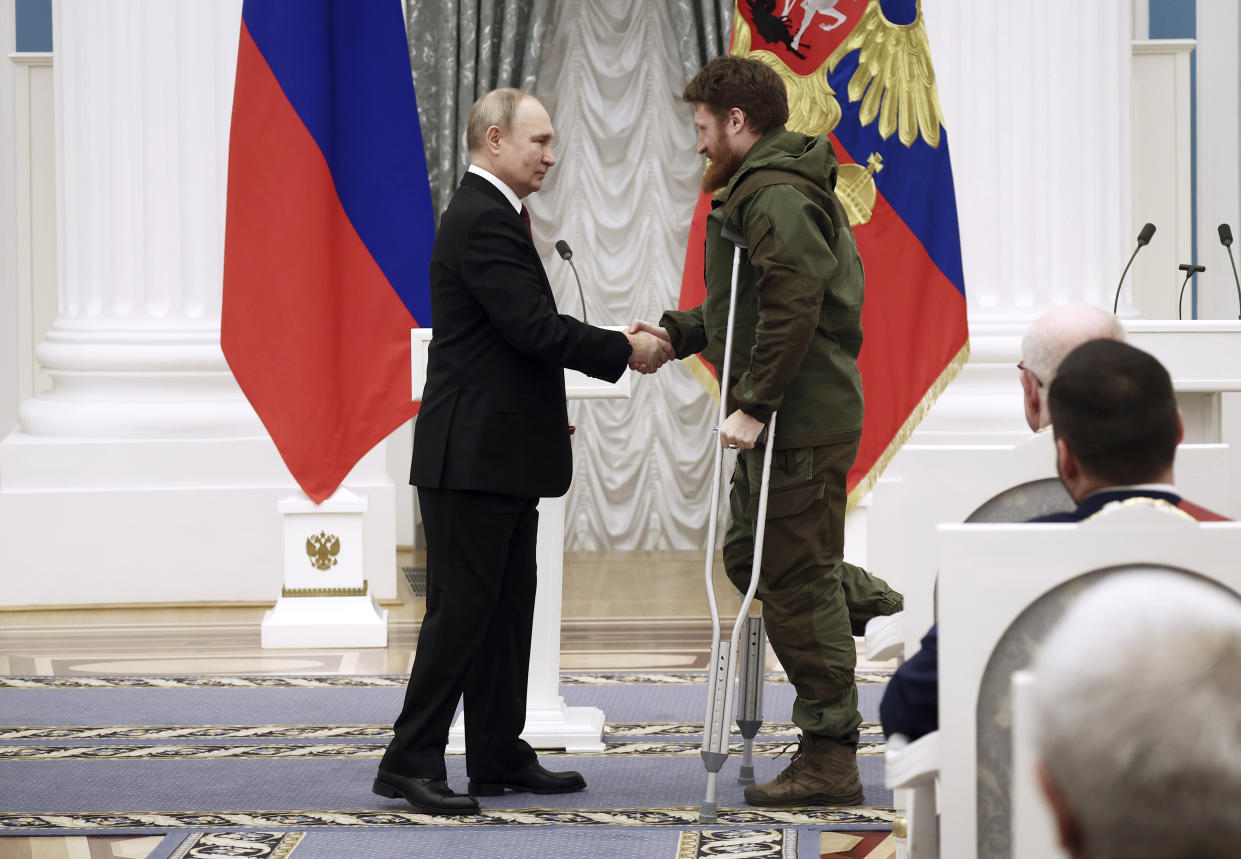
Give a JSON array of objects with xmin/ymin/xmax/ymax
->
[
  {"xmin": 1020, "ymin": 306, "xmax": 1125, "ymax": 430},
  {"xmin": 1048, "ymin": 339, "xmax": 1181, "ymax": 501},
  {"xmin": 1031, "ymin": 572, "xmax": 1241, "ymax": 858}
]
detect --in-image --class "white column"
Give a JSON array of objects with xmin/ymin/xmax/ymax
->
[
  {"xmin": 19, "ymin": 2, "xmax": 253, "ymax": 439},
  {"xmin": 928, "ymin": 0, "xmax": 1131, "ymax": 320},
  {"xmin": 0, "ymin": 0, "xmax": 397, "ymax": 608},
  {"xmin": 1195, "ymin": 0, "xmax": 1241, "ymax": 321},
  {"xmin": 1, "ymin": 0, "xmax": 19, "ymax": 433},
  {"xmin": 907, "ymin": 0, "xmax": 1132, "ymax": 439}
]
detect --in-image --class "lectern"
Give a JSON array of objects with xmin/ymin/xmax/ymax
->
[{"xmin": 410, "ymin": 328, "xmax": 632, "ymax": 751}]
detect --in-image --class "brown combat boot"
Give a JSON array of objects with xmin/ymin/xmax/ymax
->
[{"xmin": 743, "ymin": 733, "xmax": 865, "ymax": 807}]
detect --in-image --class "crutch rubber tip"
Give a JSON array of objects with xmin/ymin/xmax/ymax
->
[
  {"xmin": 698, "ymin": 803, "xmax": 718, "ymax": 824},
  {"xmin": 736, "ymin": 719, "xmax": 762, "ymax": 740},
  {"xmin": 737, "ymin": 765, "xmax": 755, "ymax": 785}
]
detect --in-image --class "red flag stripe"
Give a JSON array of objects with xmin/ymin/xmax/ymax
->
[
  {"xmin": 847, "ymin": 171, "xmax": 969, "ymax": 497},
  {"xmin": 222, "ymin": 23, "xmax": 416, "ymax": 503}
]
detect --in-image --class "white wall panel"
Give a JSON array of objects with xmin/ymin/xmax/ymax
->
[
  {"xmin": 1, "ymin": 0, "xmax": 18, "ymax": 436},
  {"xmin": 1131, "ymin": 40, "xmax": 1195, "ymax": 319},
  {"xmin": 10, "ymin": 53, "xmax": 55, "ymax": 408},
  {"xmin": 1195, "ymin": 0, "xmax": 1241, "ymax": 321}
]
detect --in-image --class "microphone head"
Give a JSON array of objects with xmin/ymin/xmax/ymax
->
[
  {"xmin": 1137, "ymin": 222, "xmax": 1156, "ymax": 246},
  {"xmin": 1178, "ymin": 263, "xmax": 1206, "ymax": 273},
  {"xmin": 1220, "ymin": 223, "xmax": 1234, "ymax": 248},
  {"xmin": 554, "ymin": 240, "xmax": 573, "ymax": 261}
]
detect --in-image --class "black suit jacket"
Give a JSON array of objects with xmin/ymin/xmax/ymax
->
[{"xmin": 411, "ymin": 172, "xmax": 631, "ymax": 498}]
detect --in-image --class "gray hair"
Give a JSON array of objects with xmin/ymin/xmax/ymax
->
[
  {"xmin": 1021, "ymin": 306, "xmax": 1125, "ymax": 387},
  {"xmin": 466, "ymin": 88, "xmax": 530, "ymax": 154},
  {"xmin": 1032, "ymin": 571, "xmax": 1241, "ymax": 858}
]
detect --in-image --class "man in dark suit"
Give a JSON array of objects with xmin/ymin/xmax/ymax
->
[
  {"xmin": 373, "ymin": 88, "xmax": 673, "ymax": 815},
  {"xmin": 879, "ymin": 338, "xmax": 1228, "ymax": 740}
]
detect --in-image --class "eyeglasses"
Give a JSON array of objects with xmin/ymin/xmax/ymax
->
[{"xmin": 1017, "ymin": 361, "xmax": 1044, "ymax": 388}]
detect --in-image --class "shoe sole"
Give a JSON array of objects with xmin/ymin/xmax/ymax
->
[
  {"xmin": 371, "ymin": 778, "xmax": 479, "ymax": 815},
  {"xmin": 743, "ymin": 789, "xmax": 866, "ymax": 808},
  {"xmin": 468, "ymin": 780, "xmax": 587, "ymax": 796}
]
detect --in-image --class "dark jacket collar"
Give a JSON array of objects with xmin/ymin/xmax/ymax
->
[
  {"xmin": 1074, "ymin": 487, "xmax": 1182, "ymax": 519},
  {"xmin": 460, "ymin": 171, "xmax": 515, "ymax": 209}
]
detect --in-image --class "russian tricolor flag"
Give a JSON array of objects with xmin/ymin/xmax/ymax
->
[
  {"xmin": 679, "ymin": 2, "xmax": 969, "ymax": 510},
  {"xmin": 222, "ymin": 1, "xmax": 433, "ymax": 504}
]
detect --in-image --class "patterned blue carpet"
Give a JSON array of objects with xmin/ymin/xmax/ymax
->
[{"xmin": 0, "ymin": 672, "xmax": 894, "ymax": 858}]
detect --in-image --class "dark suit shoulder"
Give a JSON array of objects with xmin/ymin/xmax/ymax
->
[{"xmin": 437, "ymin": 185, "xmax": 526, "ymax": 256}]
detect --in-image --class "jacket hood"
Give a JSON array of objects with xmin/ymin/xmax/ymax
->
[{"xmin": 716, "ymin": 126, "xmax": 840, "ymax": 203}]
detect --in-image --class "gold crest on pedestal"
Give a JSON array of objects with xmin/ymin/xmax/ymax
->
[{"xmin": 305, "ymin": 530, "xmax": 341, "ymax": 571}]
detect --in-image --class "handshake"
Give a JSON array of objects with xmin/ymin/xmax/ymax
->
[{"xmin": 624, "ymin": 319, "xmax": 676, "ymax": 374}]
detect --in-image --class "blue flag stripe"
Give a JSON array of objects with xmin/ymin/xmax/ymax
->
[
  {"xmin": 241, "ymin": 0, "xmax": 434, "ymax": 326},
  {"xmin": 828, "ymin": 52, "xmax": 966, "ymax": 295}
]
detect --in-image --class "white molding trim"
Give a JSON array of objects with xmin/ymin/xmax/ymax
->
[
  {"xmin": 1130, "ymin": 38, "xmax": 1196, "ymax": 319},
  {"xmin": 1194, "ymin": 0, "xmax": 1241, "ymax": 321},
  {"xmin": 9, "ymin": 50, "xmax": 55, "ymax": 410},
  {"xmin": 0, "ymin": 0, "xmax": 19, "ymax": 438}
]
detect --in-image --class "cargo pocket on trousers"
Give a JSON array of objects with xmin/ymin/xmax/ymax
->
[{"xmin": 744, "ymin": 449, "xmax": 824, "ymax": 519}]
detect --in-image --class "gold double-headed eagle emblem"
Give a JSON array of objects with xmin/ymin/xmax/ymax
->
[
  {"xmin": 733, "ymin": 0, "xmax": 944, "ymax": 226},
  {"xmin": 305, "ymin": 530, "xmax": 341, "ymax": 570}
]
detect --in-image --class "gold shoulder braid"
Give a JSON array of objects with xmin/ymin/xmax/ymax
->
[{"xmin": 1083, "ymin": 496, "xmax": 1197, "ymax": 524}]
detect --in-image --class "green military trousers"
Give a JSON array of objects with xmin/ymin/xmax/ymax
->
[{"xmin": 723, "ymin": 436, "xmax": 895, "ymax": 740}]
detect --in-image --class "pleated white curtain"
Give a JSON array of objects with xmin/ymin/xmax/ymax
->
[{"xmin": 528, "ymin": 0, "xmax": 728, "ymax": 549}]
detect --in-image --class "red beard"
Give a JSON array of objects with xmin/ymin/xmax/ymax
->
[{"xmin": 701, "ymin": 148, "xmax": 745, "ymax": 194}]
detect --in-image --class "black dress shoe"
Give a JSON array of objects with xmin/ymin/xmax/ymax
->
[
  {"xmin": 372, "ymin": 770, "xmax": 479, "ymax": 815},
  {"xmin": 468, "ymin": 761, "xmax": 587, "ymax": 796}
]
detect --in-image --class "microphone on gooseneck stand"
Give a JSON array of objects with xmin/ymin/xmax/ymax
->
[
  {"xmin": 1177, "ymin": 263, "xmax": 1206, "ymax": 320},
  {"xmin": 1113, "ymin": 222, "xmax": 1157, "ymax": 313},
  {"xmin": 554, "ymin": 240, "xmax": 589, "ymax": 325},
  {"xmin": 1219, "ymin": 224, "xmax": 1241, "ymax": 320}
]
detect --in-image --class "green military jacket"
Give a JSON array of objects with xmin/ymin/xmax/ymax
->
[{"xmin": 662, "ymin": 126, "xmax": 864, "ymax": 449}]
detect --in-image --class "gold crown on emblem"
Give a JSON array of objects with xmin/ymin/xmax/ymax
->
[{"xmin": 836, "ymin": 152, "xmax": 883, "ymax": 226}]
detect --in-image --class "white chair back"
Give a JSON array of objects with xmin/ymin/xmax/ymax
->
[
  {"xmin": 894, "ymin": 436, "xmax": 1234, "ymax": 656},
  {"xmin": 934, "ymin": 504, "xmax": 1241, "ymax": 859}
]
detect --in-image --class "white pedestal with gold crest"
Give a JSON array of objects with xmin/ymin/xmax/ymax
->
[
  {"xmin": 261, "ymin": 489, "xmax": 389, "ymax": 649},
  {"xmin": 412, "ymin": 329, "xmax": 630, "ymax": 752}
]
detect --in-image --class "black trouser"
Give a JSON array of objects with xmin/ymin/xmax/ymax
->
[{"xmin": 381, "ymin": 487, "xmax": 539, "ymax": 781}]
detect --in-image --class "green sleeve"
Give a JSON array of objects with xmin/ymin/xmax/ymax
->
[
  {"xmin": 730, "ymin": 185, "xmax": 838, "ymax": 422},
  {"xmin": 659, "ymin": 306, "xmax": 708, "ymax": 360}
]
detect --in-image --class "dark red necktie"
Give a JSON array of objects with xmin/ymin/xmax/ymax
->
[{"xmin": 520, "ymin": 205, "xmax": 532, "ymax": 238}]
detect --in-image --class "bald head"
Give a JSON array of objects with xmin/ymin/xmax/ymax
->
[{"xmin": 1020, "ymin": 306, "xmax": 1125, "ymax": 431}]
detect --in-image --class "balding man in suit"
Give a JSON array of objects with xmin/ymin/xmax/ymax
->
[{"xmin": 374, "ymin": 88, "xmax": 672, "ymax": 815}]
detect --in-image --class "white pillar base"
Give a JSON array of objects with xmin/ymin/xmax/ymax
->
[
  {"xmin": 261, "ymin": 488, "xmax": 389, "ymax": 649},
  {"xmin": 0, "ymin": 432, "xmax": 398, "ymax": 607},
  {"xmin": 448, "ymin": 700, "xmax": 606, "ymax": 754},
  {"xmin": 261, "ymin": 595, "xmax": 388, "ymax": 649}
]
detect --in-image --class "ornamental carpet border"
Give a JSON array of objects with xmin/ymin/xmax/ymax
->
[
  {"xmin": 0, "ymin": 721, "xmax": 882, "ymax": 741},
  {"xmin": 0, "ymin": 669, "xmax": 893, "ymax": 690},
  {"xmin": 0, "ymin": 807, "xmax": 895, "ymax": 831},
  {"xmin": 0, "ymin": 740, "xmax": 887, "ymax": 760},
  {"xmin": 168, "ymin": 830, "xmax": 304, "ymax": 859}
]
